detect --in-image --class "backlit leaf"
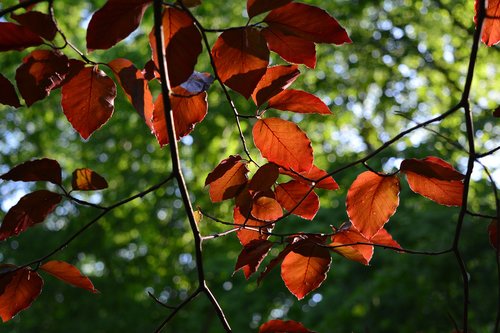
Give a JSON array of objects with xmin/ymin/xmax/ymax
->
[
  {"xmin": 0, "ymin": 267, "xmax": 43, "ymax": 322},
  {"xmin": 248, "ymin": 163, "xmax": 280, "ymax": 192},
  {"xmin": 252, "ymin": 65, "xmax": 300, "ymax": 106},
  {"xmin": 0, "ymin": 190, "xmax": 62, "ymax": 241},
  {"xmin": 268, "ymin": 89, "xmax": 331, "ymax": 115},
  {"xmin": 212, "ymin": 27, "xmax": 269, "ymax": 98},
  {"xmin": 234, "ymin": 239, "xmax": 273, "ymax": 279},
  {"xmin": 149, "ymin": 7, "xmax": 202, "ymax": 87},
  {"xmin": 253, "ymin": 118, "xmax": 313, "ymax": 172},
  {"xmin": 61, "ymin": 66, "xmax": 117, "ymax": 139},
  {"xmin": 40, "ymin": 261, "xmax": 98, "ymax": 293},
  {"xmin": 370, "ymin": 228, "xmax": 402, "ymax": 250},
  {"xmin": 0, "ymin": 74, "xmax": 21, "ymax": 107},
  {"xmin": 330, "ymin": 222, "xmax": 373, "ymax": 265},
  {"xmin": 205, "ymin": 155, "xmax": 249, "ymax": 202},
  {"xmin": 262, "ymin": 27, "xmax": 316, "ymax": 68},
  {"xmin": 71, "ymin": 168, "xmax": 108, "ymax": 191},
  {"xmin": 247, "ymin": 0, "xmax": 292, "ymax": 18},
  {"xmin": 275, "ymin": 180, "xmax": 319, "ymax": 220},
  {"xmin": 264, "ymin": 3, "xmax": 351, "ymax": 44},
  {"xmin": 86, "ymin": 0, "xmax": 151, "ymax": 50},
  {"xmin": 346, "ymin": 171, "xmax": 400, "ymax": 239},
  {"xmin": 280, "ymin": 165, "xmax": 339, "ymax": 190},
  {"xmin": 234, "ymin": 206, "xmax": 273, "ymax": 246},
  {"xmin": 259, "ymin": 319, "xmax": 316, "ymax": 333},
  {"xmin": 475, "ymin": 0, "xmax": 500, "ymax": 46},
  {"xmin": 0, "ymin": 22, "xmax": 43, "ymax": 51},
  {"xmin": 1, "ymin": 158, "xmax": 62, "ymax": 185},
  {"xmin": 400, "ymin": 157, "xmax": 464, "ymax": 206},
  {"xmin": 251, "ymin": 195, "xmax": 283, "ymax": 221},
  {"xmin": 11, "ymin": 11, "xmax": 57, "ymax": 40}
]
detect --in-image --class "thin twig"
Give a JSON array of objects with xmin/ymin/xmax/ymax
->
[{"xmin": 0, "ymin": 0, "xmax": 46, "ymax": 16}]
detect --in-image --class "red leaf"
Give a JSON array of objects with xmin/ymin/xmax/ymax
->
[
  {"xmin": 268, "ymin": 89, "xmax": 331, "ymax": 115},
  {"xmin": 281, "ymin": 237, "xmax": 331, "ymax": 299},
  {"xmin": 494, "ymin": 106, "xmax": 500, "ymax": 118},
  {"xmin": 247, "ymin": 0, "xmax": 292, "ymax": 18},
  {"xmin": 0, "ymin": 22, "xmax": 43, "ymax": 51},
  {"xmin": 86, "ymin": 0, "xmax": 151, "ymax": 51},
  {"xmin": 280, "ymin": 165, "xmax": 339, "ymax": 191},
  {"xmin": 370, "ymin": 228, "xmax": 402, "ymax": 250},
  {"xmin": 71, "ymin": 168, "xmax": 108, "ymax": 191},
  {"xmin": 258, "ymin": 239, "xmax": 298, "ymax": 284},
  {"xmin": 264, "ymin": 3, "xmax": 351, "ymax": 45},
  {"xmin": 108, "ymin": 58, "xmax": 154, "ymax": 128},
  {"xmin": 234, "ymin": 239, "xmax": 273, "ymax": 279},
  {"xmin": 212, "ymin": 27, "xmax": 269, "ymax": 98},
  {"xmin": 0, "ymin": 74, "xmax": 21, "ymax": 108},
  {"xmin": 253, "ymin": 118, "xmax": 313, "ymax": 172},
  {"xmin": 40, "ymin": 261, "xmax": 98, "ymax": 293},
  {"xmin": 149, "ymin": 7, "xmax": 202, "ymax": 87},
  {"xmin": 152, "ymin": 88, "xmax": 208, "ymax": 146},
  {"xmin": 249, "ymin": 163, "xmax": 280, "ymax": 192},
  {"xmin": 15, "ymin": 50, "xmax": 70, "ymax": 106},
  {"xmin": 0, "ymin": 190, "xmax": 62, "ymax": 241},
  {"xmin": 252, "ymin": 65, "xmax": 300, "ymax": 106},
  {"xmin": 262, "ymin": 27, "xmax": 316, "ymax": 68},
  {"xmin": 400, "ymin": 157, "xmax": 464, "ymax": 206},
  {"xmin": 0, "ymin": 267, "xmax": 43, "ymax": 322},
  {"xmin": 330, "ymin": 223, "xmax": 373, "ymax": 265},
  {"xmin": 346, "ymin": 171, "xmax": 400, "ymax": 239},
  {"xmin": 1, "ymin": 158, "xmax": 62, "ymax": 185},
  {"xmin": 475, "ymin": 0, "xmax": 500, "ymax": 46},
  {"xmin": 275, "ymin": 180, "xmax": 319, "ymax": 220},
  {"xmin": 61, "ymin": 66, "xmax": 117, "ymax": 139},
  {"xmin": 251, "ymin": 195, "xmax": 283, "ymax": 221},
  {"xmin": 488, "ymin": 219, "xmax": 499, "ymax": 251},
  {"xmin": 259, "ymin": 319, "xmax": 316, "ymax": 333},
  {"xmin": 234, "ymin": 206, "xmax": 273, "ymax": 246},
  {"xmin": 11, "ymin": 11, "xmax": 58, "ymax": 40},
  {"xmin": 205, "ymin": 155, "xmax": 249, "ymax": 202}
]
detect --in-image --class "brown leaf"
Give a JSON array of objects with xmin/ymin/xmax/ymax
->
[
  {"xmin": 71, "ymin": 168, "xmax": 108, "ymax": 191},
  {"xmin": 0, "ymin": 22, "xmax": 43, "ymax": 51},
  {"xmin": 1, "ymin": 158, "xmax": 62, "ymax": 185},
  {"xmin": 0, "ymin": 74, "xmax": 21, "ymax": 107},
  {"xmin": 234, "ymin": 239, "xmax": 273, "ymax": 279},
  {"xmin": 248, "ymin": 163, "xmax": 280, "ymax": 192},
  {"xmin": 40, "ymin": 261, "xmax": 98, "ymax": 293},
  {"xmin": 11, "ymin": 11, "xmax": 58, "ymax": 40}
]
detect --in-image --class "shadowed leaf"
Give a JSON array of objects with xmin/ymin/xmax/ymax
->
[
  {"xmin": 71, "ymin": 168, "xmax": 108, "ymax": 191},
  {"xmin": 205, "ymin": 155, "xmax": 249, "ymax": 202},
  {"xmin": 0, "ymin": 22, "xmax": 43, "ymax": 51},
  {"xmin": 40, "ymin": 261, "xmax": 98, "ymax": 293},
  {"xmin": 252, "ymin": 65, "xmax": 300, "ymax": 106},
  {"xmin": 234, "ymin": 239, "xmax": 273, "ymax": 279},
  {"xmin": 1, "ymin": 158, "xmax": 62, "ymax": 185},
  {"xmin": 262, "ymin": 27, "xmax": 316, "ymax": 68},
  {"xmin": 11, "ymin": 11, "xmax": 57, "ymax": 40}
]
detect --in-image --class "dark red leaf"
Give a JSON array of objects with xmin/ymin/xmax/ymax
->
[
  {"xmin": 212, "ymin": 27, "xmax": 269, "ymax": 98},
  {"xmin": 247, "ymin": 0, "xmax": 292, "ymax": 18},
  {"xmin": 259, "ymin": 319, "xmax": 316, "ymax": 333},
  {"xmin": 262, "ymin": 27, "xmax": 316, "ymax": 68},
  {"xmin": 234, "ymin": 239, "xmax": 273, "ymax": 279},
  {"xmin": 205, "ymin": 155, "xmax": 249, "ymax": 202},
  {"xmin": 253, "ymin": 118, "xmax": 313, "ymax": 172},
  {"xmin": 264, "ymin": 3, "xmax": 351, "ymax": 44},
  {"xmin": 71, "ymin": 168, "xmax": 108, "ymax": 191},
  {"xmin": 251, "ymin": 65, "xmax": 300, "ymax": 106},
  {"xmin": 494, "ymin": 106, "xmax": 500, "ymax": 118},
  {"xmin": 330, "ymin": 222, "xmax": 373, "ymax": 265},
  {"xmin": 488, "ymin": 219, "xmax": 499, "ymax": 251},
  {"xmin": 400, "ymin": 157, "xmax": 464, "ymax": 206},
  {"xmin": 280, "ymin": 165, "xmax": 339, "ymax": 191},
  {"xmin": 251, "ymin": 195, "xmax": 283, "ymax": 221},
  {"xmin": 149, "ymin": 7, "xmax": 202, "ymax": 87},
  {"xmin": 61, "ymin": 66, "xmax": 117, "ymax": 139},
  {"xmin": 40, "ymin": 261, "xmax": 98, "ymax": 293},
  {"xmin": 346, "ymin": 172, "xmax": 400, "ymax": 239},
  {"xmin": 0, "ymin": 267, "xmax": 43, "ymax": 322},
  {"xmin": 152, "ymin": 87, "xmax": 208, "ymax": 146},
  {"xmin": 0, "ymin": 74, "xmax": 21, "ymax": 108},
  {"xmin": 1, "ymin": 158, "xmax": 62, "ymax": 185},
  {"xmin": 268, "ymin": 89, "xmax": 331, "ymax": 115},
  {"xmin": 234, "ymin": 206, "xmax": 273, "ymax": 246},
  {"xmin": 0, "ymin": 22, "xmax": 43, "ymax": 51},
  {"xmin": 11, "ymin": 11, "xmax": 58, "ymax": 40},
  {"xmin": 0, "ymin": 190, "xmax": 62, "ymax": 241},
  {"xmin": 275, "ymin": 180, "xmax": 319, "ymax": 220},
  {"xmin": 248, "ymin": 163, "xmax": 280, "ymax": 192},
  {"xmin": 86, "ymin": 0, "xmax": 151, "ymax": 50},
  {"xmin": 15, "ymin": 50, "xmax": 70, "ymax": 106},
  {"xmin": 258, "ymin": 239, "xmax": 298, "ymax": 284},
  {"xmin": 475, "ymin": 0, "xmax": 500, "ymax": 46}
]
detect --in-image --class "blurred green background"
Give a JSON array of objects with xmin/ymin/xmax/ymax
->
[{"xmin": 0, "ymin": 0, "xmax": 499, "ymax": 332}]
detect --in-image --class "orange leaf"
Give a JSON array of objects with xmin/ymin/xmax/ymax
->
[
  {"xmin": 251, "ymin": 65, "xmax": 300, "ymax": 106},
  {"xmin": 0, "ymin": 267, "xmax": 43, "ymax": 322},
  {"xmin": 259, "ymin": 319, "xmax": 316, "ymax": 333},
  {"xmin": 275, "ymin": 180, "xmax": 319, "ymax": 220},
  {"xmin": 247, "ymin": 0, "xmax": 292, "ymax": 18},
  {"xmin": 475, "ymin": 0, "xmax": 500, "ymax": 46},
  {"xmin": 0, "ymin": 74, "xmax": 21, "ymax": 108},
  {"xmin": 262, "ymin": 27, "xmax": 316, "ymax": 68},
  {"xmin": 268, "ymin": 89, "xmax": 331, "ymax": 115},
  {"xmin": 1, "ymin": 158, "xmax": 62, "ymax": 185},
  {"xmin": 330, "ymin": 223, "xmax": 373, "ymax": 265},
  {"xmin": 234, "ymin": 239, "xmax": 273, "ymax": 279},
  {"xmin": 234, "ymin": 207, "xmax": 273, "ymax": 246},
  {"xmin": 61, "ymin": 66, "xmax": 117, "ymax": 139},
  {"xmin": 248, "ymin": 163, "xmax": 280, "ymax": 192},
  {"xmin": 489, "ymin": 219, "xmax": 499, "ymax": 251},
  {"xmin": 71, "ymin": 168, "xmax": 108, "ymax": 191},
  {"xmin": 400, "ymin": 157, "xmax": 464, "ymax": 206},
  {"xmin": 205, "ymin": 155, "xmax": 249, "ymax": 202},
  {"xmin": 152, "ymin": 88, "xmax": 208, "ymax": 146},
  {"xmin": 86, "ymin": 0, "xmax": 151, "ymax": 50},
  {"xmin": 346, "ymin": 171, "xmax": 400, "ymax": 239},
  {"xmin": 251, "ymin": 195, "xmax": 283, "ymax": 221},
  {"xmin": 280, "ymin": 165, "xmax": 338, "ymax": 191},
  {"xmin": 149, "ymin": 7, "xmax": 202, "ymax": 87},
  {"xmin": 0, "ymin": 190, "xmax": 62, "ymax": 241},
  {"xmin": 0, "ymin": 22, "xmax": 43, "ymax": 51},
  {"xmin": 15, "ymin": 50, "xmax": 70, "ymax": 106},
  {"xmin": 281, "ymin": 237, "xmax": 331, "ymax": 299},
  {"xmin": 370, "ymin": 228, "xmax": 402, "ymax": 250},
  {"xmin": 108, "ymin": 58, "xmax": 154, "ymax": 128},
  {"xmin": 11, "ymin": 11, "xmax": 57, "ymax": 40},
  {"xmin": 253, "ymin": 118, "xmax": 313, "ymax": 172},
  {"xmin": 212, "ymin": 27, "xmax": 269, "ymax": 98},
  {"xmin": 264, "ymin": 3, "xmax": 351, "ymax": 44},
  {"xmin": 40, "ymin": 261, "xmax": 98, "ymax": 293}
]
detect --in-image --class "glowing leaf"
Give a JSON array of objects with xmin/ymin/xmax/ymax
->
[
  {"xmin": 475, "ymin": 0, "xmax": 500, "ymax": 46},
  {"xmin": 330, "ymin": 223, "xmax": 373, "ymax": 265},
  {"xmin": 251, "ymin": 65, "xmax": 300, "ymax": 106},
  {"xmin": 275, "ymin": 180, "xmax": 319, "ymax": 220},
  {"xmin": 262, "ymin": 27, "xmax": 316, "ymax": 68},
  {"xmin": 71, "ymin": 168, "xmax": 108, "ymax": 191},
  {"xmin": 259, "ymin": 319, "xmax": 316, "ymax": 333},
  {"xmin": 251, "ymin": 195, "xmax": 283, "ymax": 221},
  {"xmin": 234, "ymin": 207, "xmax": 273, "ymax": 246},
  {"xmin": 268, "ymin": 89, "xmax": 331, "ymax": 115},
  {"xmin": 40, "ymin": 261, "xmax": 98, "ymax": 293},
  {"xmin": 205, "ymin": 155, "xmax": 249, "ymax": 202},
  {"xmin": 280, "ymin": 165, "xmax": 338, "ymax": 190}
]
